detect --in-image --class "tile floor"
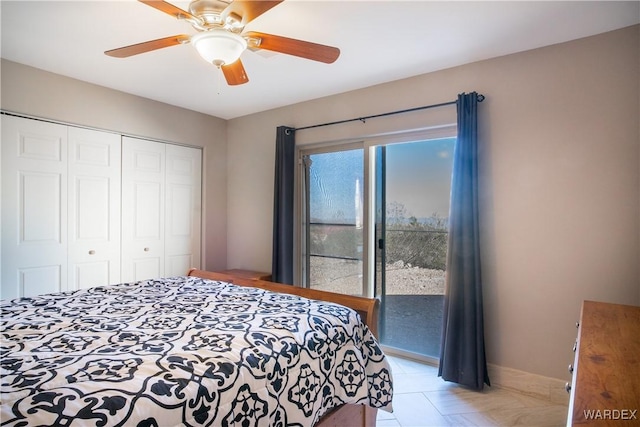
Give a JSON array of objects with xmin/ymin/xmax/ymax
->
[{"xmin": 378, "ymin": 355, "xmax": 568, "ymax": 427}]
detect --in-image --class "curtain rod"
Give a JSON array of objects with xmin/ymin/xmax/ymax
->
[{"xmin": 289, "ymin": 93, "xmax": 484, "ymax": 133}]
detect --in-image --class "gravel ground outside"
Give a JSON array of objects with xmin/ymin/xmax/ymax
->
[{"xmin": 310, "ymin": 258, "xmax": 445, "ymax": 295}]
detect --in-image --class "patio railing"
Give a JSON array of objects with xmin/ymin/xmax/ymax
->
[{"xmin": 309, "ymin": 222, "xmax": 448, "ymax": 270}]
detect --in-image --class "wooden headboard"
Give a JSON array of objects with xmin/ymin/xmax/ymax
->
[{"xmin": 187, "ymin": 269, "xmax": 380, "ymax": 338}]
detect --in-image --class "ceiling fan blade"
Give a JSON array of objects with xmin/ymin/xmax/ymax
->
[
  {"xmin": 244, "ymin": 31, "xmax": 340, "ymax": 64},
  {"xmin": 138, "ymin": 0, "xmax": 198, "ymax": 21},
  {"xmin": 221, "ymin": 59, "xmax": 249, "ymax": 85},
  {"xmin": 223, "ymin": 1, "xmax": 283, "ymax": 26},
  {"xmin": 105, "ymin": 35, "xmax": 189, "ymax": 58}
]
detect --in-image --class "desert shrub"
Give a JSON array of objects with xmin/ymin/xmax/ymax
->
[
  {"xmin": 385, "ymin": 202, "xmax": 448, "ymax": 270},
  {"xmin": 308, "ymin": 202, "xmax": 448, "ymax": 270},
  {"xmin": 310, "ymin": 224, "xmax": 362, "ymax": 260}
]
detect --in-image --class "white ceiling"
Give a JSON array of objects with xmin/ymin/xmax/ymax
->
[{"xmin": 1, "ymin": 1, "xmax": 638, "ymax": 120}]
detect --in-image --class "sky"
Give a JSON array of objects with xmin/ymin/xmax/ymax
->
[
  {"xmin": 386, "ymin": 137, "xmax": 455, "ymax": 220},
  {"xmin": 309, "ymin": 137, "xmax": 455, "ymax": 223}
]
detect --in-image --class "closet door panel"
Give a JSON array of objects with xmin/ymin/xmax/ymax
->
[
  {"xmin": 1, "ymin": 115, "xmax": 68, "ymax": 299},
  {"xmin": 121, "ymin": 137, "xmax": 165, "ymax": 282},
  {"xmin": 165, "ymin": 145, "xmax": 201, "ymax": 277},
  {"xmin": 135, "ymin": 182, "xmax": 162, "ymax": 238},
  {"xmin": 68, "ymin": 127, "xmax": 121, "ymax": 290},
  {"xmin": 22, "ymin": 172, "xmax": 63, "ymax": 242},
  {"xmin": 166, "ymin": 255, "xmax": 193, "ymax": 278},
  {"xmin": 132, "ymin": 258, "xmax": 162, "ymax": 282},
  {"xmin": 19, "ymin": 265, "xmax": 62, "ymax": 298}
]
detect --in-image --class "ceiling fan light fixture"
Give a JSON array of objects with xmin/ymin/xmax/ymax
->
[{"xmin": 191, "ymin": 30, "xmax": 247, "ymax": 67}]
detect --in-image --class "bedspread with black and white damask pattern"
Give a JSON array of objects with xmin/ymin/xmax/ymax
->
[{"xmin": 0, "ymin": 276, "xmax": 393, "ymax": 426}]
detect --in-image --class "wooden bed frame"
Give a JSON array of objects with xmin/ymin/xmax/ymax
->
[{"xmin": 187, "ymin": 269, "xmax": 380, "ymax": 427}]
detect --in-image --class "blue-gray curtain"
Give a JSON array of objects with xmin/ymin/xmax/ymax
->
[
  {"xmin": 438, "ymin": 92, "xmax": 490, "ymax": 390},
  {"xmin": 271, "ymin": 126, "xmax": 295, "ymax": 284}
]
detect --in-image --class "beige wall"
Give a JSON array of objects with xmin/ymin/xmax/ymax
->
[
  {"xmin": 0, "ymin": 59, "xmax": 228, "ymax": 271},
  {"xmin": 226, "ymin": 25, "xmax": 640, "ymax": 380}
]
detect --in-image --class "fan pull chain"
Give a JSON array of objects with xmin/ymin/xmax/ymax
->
[{"xmin": 216, "ymin": 66, "xmax": 222, "ymax": 95}]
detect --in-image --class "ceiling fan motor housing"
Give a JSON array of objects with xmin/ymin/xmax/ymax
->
[{"xmin": 189, "ymin": 0, "xmax": 242, "ymax": 31}]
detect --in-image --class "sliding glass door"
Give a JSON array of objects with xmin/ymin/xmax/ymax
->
[
  {"xmin": 299, "ymin": 133, "xmax": 455, "ymax": 360},
  {"xmin": 378, "ymin": 138, "xmax": 454, "ymax": 358}
]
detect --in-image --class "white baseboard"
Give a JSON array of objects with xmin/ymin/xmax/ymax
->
[{"xmin": 488, "ymin": 363, "xmax": 570, "ymax": 406}]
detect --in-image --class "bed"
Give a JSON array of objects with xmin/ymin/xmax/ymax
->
[{"xmin": 0, "ymin": 269, "xmax": 393, "ymax": 426}]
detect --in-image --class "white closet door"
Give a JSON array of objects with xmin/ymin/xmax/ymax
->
[
  {"xmin": 121, "ymin": 137, "xmax": 165, "ymax": 282},
  {"xmin": 68, "ymin": 127, "xmax": 121, "ymax": 290},
  {"xmin": 165, "ymin": 145, "xmax": 202, "ymax": 276},
  {"xmin": 1, "ymin": 115, "xmax": 68, "ymax": 299}
]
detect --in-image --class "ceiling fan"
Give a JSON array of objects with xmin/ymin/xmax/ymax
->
[{"xmin": 105, "ymin": 0, "xmax": 340, "ymax": 85}]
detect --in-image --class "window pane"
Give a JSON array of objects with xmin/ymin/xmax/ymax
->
[{"xmin": 307, "ymin": 149, "xmax": 363, "ymax": 295}]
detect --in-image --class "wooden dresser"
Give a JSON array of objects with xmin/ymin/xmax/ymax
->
[{"xmin": 567, "ymin": 300, "xmax": 640, "ymax": 426}]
